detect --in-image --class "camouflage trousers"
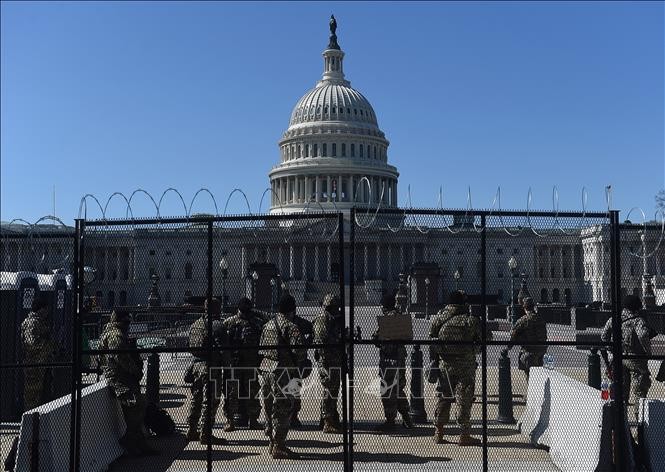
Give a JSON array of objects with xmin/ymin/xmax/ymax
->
[
  {"xmin": 623, "ymin": 361, "xmax": 651, "ymax": 420},
  {"xmin": 23, "ymin": 366, "xmax": 53, "ymax": 411},
  {"xmin": 223, "ymin": 367, "xmax": 262, "ymax": 422},
  {"xmin": 262, "ymin": 369, "xmax": 297, "ymax": 446},
  {"xmin": 379, "ymin": 366, "xmax": 410, "ymax": 421},
  {"xmin": 318, "ymin": 364, "xmax": 341, "ymax": 421},
  {"xmin": 186, "ymin": 362, "xmax": 223, "ymax": 433},
  {"xmin": 434, "ymin": 364, "xmax": 476, "ymax": 433},
  {"xmin": 518, "ymin": 351, "xmax": 544, "ymax": 383}
]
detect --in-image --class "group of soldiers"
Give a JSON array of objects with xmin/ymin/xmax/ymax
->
[
  {"xmin": 17, "ymin": 286, "xmax": 661, "ymax": 461},
  {"xmin": 184, "ymin": 292, "xmax": 345, "ymax": 459}
]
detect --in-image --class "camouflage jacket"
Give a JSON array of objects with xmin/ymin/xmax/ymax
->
[
  {"xmin": 372, "ymin": 310, "xmax": 407, "ymax": 367},
  {"xmin": 429, "ymin": 304, "xmax": 481, "ymax": 369},
  {"xmin": 222, "ymin": 311, "xmax": 265, "ymax": 365},
  {"xmin": 313, "ymin": 310, "xmax": 344, "ymax": 366},
  {"xmin": 511, "ymin": 310, "xmax": 547, "ymax": 356},
  {"xmin": 98, "ymin": 321, "xmax": 143, "ymax": 395},
  {"xmin": 601, "ymin": 309, "xmax": 652, "ymax": 357},
  {"xmin": 259, "ymin": 313, "xmax": 307, "ymax": 368},
  {"xmin": 189, "ymin": 315, "xmax": 226, "ymax": 366},
  {"xmin": 20, "ymin": 311, "xmax": 55, "ymax": 364},
  {"xmin": 293, "ymin": 315, "xmax": 314, "ymax": 346}
]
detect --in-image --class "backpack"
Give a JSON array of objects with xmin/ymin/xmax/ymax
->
[
  {"xmin": 144, "ymin": 403, "xmax": 176, "ymax": 437},
  {"xmin": 437, "ymin": 314, "xmax": 476, "ymax": 359}
]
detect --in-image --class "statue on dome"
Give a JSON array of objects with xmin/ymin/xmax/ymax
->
[{"xmin": 328, "ymin": 15, "xmax": 340, "ymax": 50}]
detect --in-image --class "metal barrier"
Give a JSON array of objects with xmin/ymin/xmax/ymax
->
[{"xmin": 2, "ymin": 208, "xmax": 665, "ymax": 471}]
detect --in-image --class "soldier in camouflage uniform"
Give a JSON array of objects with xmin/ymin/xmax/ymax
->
[
  {"xmin": 20, "ymin": 296, "xmax": 55, "ymax": 411},
  {"xmin": 313, "ymin": 293, "xmax": 344, "ymax": 434},
  {"xmin": 372, "ymin": 293, "xmax": 413, "ymax": 431},
  {"xmin": 185, "ymin": 298, "xmax": 227, "ymax": 445},
  {"xmin": 290, "ymin": 309, "xmax": 313, "ymax": 428},
  {"xmin": 222, "ymin": 297, "xmax": 264, "ymax": 431},
  {"xmin": 260, "ymin": 294, "xmax": 307, "ymax": 459},
  {"xmin": 601, "ymin": 294, "xmax": 653, "ymax": 419},
  {"xmin": 429, "ymin": 291, "xmax": 481, "ymax": 446},
  {"xmin": 99, "ymin": 311, "xmax": 158, "ymax": 456},
  {"xmin": 507, "ymin": 297, "xmax": 547, "ymax": 383}
]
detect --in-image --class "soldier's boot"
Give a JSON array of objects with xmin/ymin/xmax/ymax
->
[
  {"xmin": 200, "ymin": 431, "xmax": 227, "ymax": 446},
  {"xmin": 290, "ymin": 414, "xmax": 303, "ymax": 429},
  {"xmin": 271, "ymin": 443, "xmax": 301, "ymax": 460},
  {"xmin": 458, "ymin": 432, "xmax": 482, "ymax": 447},
  {"xmin": 248, "ymin": 418, "xmax": 263, "ymax": 430},
  {"xmin": 322, "ymin": 418, "xmax": 343, "ymax": 434},
  {"xmin": 401, "ymin": 411, "xmax": 414, "ymax": 429},
  {"xmin": 433, "ymin": 423, "xmax": 446, "ymax": 444},
  {"xmin": 374, "ymin": 418, "xmax": 396, "ymax": 432}
]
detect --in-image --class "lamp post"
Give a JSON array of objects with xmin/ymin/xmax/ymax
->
[
  {"xmin": 407, "ymin": 275, "xmax": 412, "ymax": 314},
  {"xmin": 508, "ymin": 256, "xmax": 518, "ymax": 326},
  {"xmin": 219, "ymin": 255, "xmax": 229, "ymax": 313},
  {"xmin": 251, "ymin": 270, "xmax": 259, "ymax": 302},
  {"xmin": 453, "ymin": 269, "xmax": 461, "ymax": 292},
  {"xmin": 270, "ymin": 277, "xmax": 276, "ymax": 314},
  {"xmin": 425, "ymin": 277, "xmax": 430, "ymax": 320}
]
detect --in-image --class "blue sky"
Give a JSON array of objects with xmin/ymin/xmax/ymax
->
[{"xmin": 1, "ymin": 1, "xmax": 663, "ymax": 223}]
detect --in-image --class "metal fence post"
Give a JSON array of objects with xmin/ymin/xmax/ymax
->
[
  {"xmin": 480, "ymin": 213, "xmax": 488, "ymax": 472},
  {"xmin": 69, "ymin": 219, "xmax": 84, "ymax": 472},
  {"xmin": 337, "ymin": 213, "xmax": 350, "ymax": 472},
  {"xmin": 588, "ymin": 348, "xmax": 601, "ymax": 389},
  {"xmin": 206, "ymin": 219, "xmax": 213, "ymax": 472},
  {"xmin": 347, "ymin": 208, "xmax": 355, "ymax": 470},
  {"xmin": 609, "ymin": 210, "xmax": 626, "ymax": 470}
]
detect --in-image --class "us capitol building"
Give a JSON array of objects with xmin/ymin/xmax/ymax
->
[{"xmin": 2, "ymin": 18, "xmax": 664, "ymax": 310}]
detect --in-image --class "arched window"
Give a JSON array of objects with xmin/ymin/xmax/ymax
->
[
  {"xmin": 367, "ymin": 145, "xmax": 371, "ymax": 158},
  {"xmin": 540, "ymin": 288, "xmax": 549, "ymax": 303},
  {"xmin": 359, "ymin": 144, "xmax": 364, "ymax": 158},
  {"xmin": 552, "ymin": 288, "xmax": 560, "ymax": 303},
  {"xmin": 351, "ymin": 143, "xmax": 355, "ymax": 157},
  {"xmin": 108, "ymin": 291, "xmax": 115, "ymax": 309},
  {"xmin": 332, "ymin": 143, "xmax": 337, "ymax": 157},
  {"xmin": 185, "ymin": 262, "xmax": 193, "ymax": 280},
  {"xmin": 341, "ymin": 143, "xmax": 346, "ymax": 157},
  {"xmin": 374, "ymin": 146, "xmax": 377, "ymax": 159},
  {"xmin": 305, "ymin": 144, "xmax": 309, "ymax": 157},
  {"xmin": 323, "ymin": 143, "xmax": 327, "ymax": 157}
]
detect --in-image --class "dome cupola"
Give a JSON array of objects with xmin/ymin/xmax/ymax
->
[{"xmin": 269, "ymin": 16, "xmax": 399, "ymax": 214}]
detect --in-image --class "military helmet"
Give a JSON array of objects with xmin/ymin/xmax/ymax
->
[
  {"xmin": 237, "ymin": 297, "xmax": 253, "ymax": 314},
  {"xmin": 448, "ymin": 290, "xmax": 465, "ymax": 305},
  {"xmin": 522, "ymin": 297, "xmax": 535, "ymax": 310},
  {"xmin": 322, "ymin": 293, "xmax": 340, "ymax": 309},
  {"xmin": 623, "ymin": 294, "xmax": 642, "ymax": 312}
]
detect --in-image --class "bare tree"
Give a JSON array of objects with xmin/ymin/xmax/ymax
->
[{"xmin": 657, "ymin": 189, "xmax": 665, "ymax": 213}]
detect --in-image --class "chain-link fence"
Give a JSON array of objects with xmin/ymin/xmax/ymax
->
[{"xmin": 2, "ymin": 209, "xmax": 664, "ymax": 471}]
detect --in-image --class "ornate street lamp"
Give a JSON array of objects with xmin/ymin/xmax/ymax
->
[
  {"xmin": 270, "ymin": 277, "xmax": 277, "ymax": 314},
  {"xmin": 219, "ymin": 255, "xmax": 229, "ymax": 312},
  {"xmin": 508, "ymin": 256, "xmax": 519, "ymax": 326},
  {"xmin": 252, "ymin": 270, "xmax": 259, "ymax": 301},
  {"xmin": 453, "ymin": 269, "xmax": 461, "ymax": 291}
]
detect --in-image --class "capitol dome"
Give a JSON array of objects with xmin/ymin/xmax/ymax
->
[{"xmin": 269, "ymin": 16, "xmax": 399, "ymax": 214}]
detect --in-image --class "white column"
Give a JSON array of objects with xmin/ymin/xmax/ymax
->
[
  {"xmin": 241, "ymin": 245, "xmax": 246, "ymax": 277},
  {"xmin": 364, "ymin": 244, "xmax": 369, "ymax": 280},
  {"xmin": 302, "ymin": 245, "xmax": 308, "ymax": 280},
  {"xmin": 289, "ymin": 245, "xmax": 295, "ymax": 279},
  {"xmin": 278, "ymin": 245, "xmax": 283, "ymax": 275},
  {"xmin": 286, "ymin": 178, "xmax": 291, "ymax": 204},
  {"xmin": 338, "ymin": 174, "xmax": 342, "ymax": 202},
  {"xmin": 304, "ymin": 176, "xmax": 309, "ymax": 202},
  {"xmin": 327, "ymin": 176, "xmax": 332, "ymax": 202},
  {"xmin": 315, "ymin": 177, "xmax": 320, "ymax": 203},
  {"xmin": 314, "ymin": 245, "xmax": 320, "ymax": 281}
]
